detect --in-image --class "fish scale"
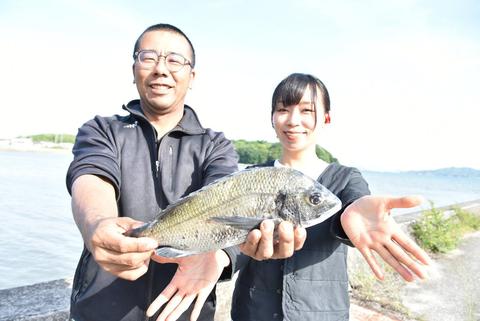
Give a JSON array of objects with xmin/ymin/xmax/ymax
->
[{"xmin": 126, "ymin": 167, "xmax": 342, "ymax": 257}]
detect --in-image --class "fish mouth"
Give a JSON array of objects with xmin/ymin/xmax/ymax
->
[{"xmin": 301, "ymin": 201, "xmax": 342, "ymax": 228}]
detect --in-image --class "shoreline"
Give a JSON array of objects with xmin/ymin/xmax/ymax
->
[{"xmin": 0, "ymin": 145, "xmax": 72, "ymax": 154}]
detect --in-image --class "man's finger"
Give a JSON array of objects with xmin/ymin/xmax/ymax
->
[
  {"xmin": 115, "ymin": 236, "xmax": 159, "ymax": 253},
  {"xmin": 190, "ymin": 290, "xmax": 212, "ymax": 321},
  {"xmin": 102, "ymin": 262, "xmax": 149, "ymax": 281},
  {"xmin": 95, "ymin": 246, "xmax": 154, "ymax": 268},
  {"xmin": 146, "ymin": 284, "xmax": 178, "ymax": 317},
  {"xmin": 157, "ymin": 294, "xmax": 184, "ymax": 321},
  {"xmin": 164, "ymin": 294, "xmax": 197, "ymax": 321}
]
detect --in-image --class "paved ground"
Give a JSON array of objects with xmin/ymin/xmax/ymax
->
[
  {"xmin": 354, "ymin": 199, "xmax": 480, "ymax": 321},
  {"xmin": 351, "ymin": 304, "xmax": 401, "ymax": 321},
  {"xmin": 402, "ymin": 231, "xmax": 480, "ymax": 321}
]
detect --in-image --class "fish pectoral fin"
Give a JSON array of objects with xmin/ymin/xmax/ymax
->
[
  {"xmin": 155, "ymin": 247, "xmax": 199, "ymax": 258},
  {"xmin": 209, "ymin": 216, "xmax": 274, "ymax": 231}
]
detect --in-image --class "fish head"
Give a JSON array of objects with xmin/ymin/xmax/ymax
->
[{"xmin": 275, "ymin": 172, "xmax": 342, "ymax": 227}]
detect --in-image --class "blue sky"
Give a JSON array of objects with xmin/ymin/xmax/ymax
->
[{"xmin": 1, "ymin": 0, "xmax": 479, "ymax": 171}]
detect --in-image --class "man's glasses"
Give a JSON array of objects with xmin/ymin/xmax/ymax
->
[{"xmin": 134, "ymin": 50, "xmax": 192, "ymax": 73}]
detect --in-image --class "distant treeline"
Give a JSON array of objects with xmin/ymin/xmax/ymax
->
[
  {"xmin": 23, "ymin": 135, "xmax": 337, "ymax": 164},
  {"xmin": 232, "ymin": 139, "xmax": 337, "ymax": 164},
  {"xmin": 26, "ymin": 134, "xmax": 76, "ymax": 144}
]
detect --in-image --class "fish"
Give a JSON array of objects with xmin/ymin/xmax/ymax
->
[{"xmin": 126, "ymin": 166, "xmax": 341, "ymax": 258}]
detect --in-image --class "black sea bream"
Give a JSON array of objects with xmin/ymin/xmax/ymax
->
[{"xmin": 126, "ymin": 167, "xmax": 341, "ymax": 257}]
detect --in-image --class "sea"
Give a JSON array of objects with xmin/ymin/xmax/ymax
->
[{"xmin": 1, "ymin": 150, "xmax": 480, "ymax": 290}]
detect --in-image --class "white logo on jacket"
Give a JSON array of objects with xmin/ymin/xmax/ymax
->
[{"xmin": 123, "ymin": 121, "xmax": 138, "ymax": 129}]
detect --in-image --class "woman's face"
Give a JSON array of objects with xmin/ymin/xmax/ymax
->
[{"xmin": 272, "ymin": 86, "xmax": 324, "ymax": 153}]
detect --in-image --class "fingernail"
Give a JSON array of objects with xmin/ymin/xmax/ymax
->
[{"xmin": 262, "ymin": 220, "xmax": 272, "ymax": 232}]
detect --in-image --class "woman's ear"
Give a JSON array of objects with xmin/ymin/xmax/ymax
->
[{"xmin": 324, "ymin": 113, "xmax": 331, "ymax": 124}]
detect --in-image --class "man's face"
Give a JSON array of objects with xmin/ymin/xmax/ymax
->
[{"xmin": 133, "ymin": 30, "xmax": 195, "ymax": 117}]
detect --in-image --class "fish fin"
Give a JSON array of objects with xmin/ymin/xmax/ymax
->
[
  {"xmin": 124, "ymin": 221, "xmax": 155, "ymax": 237},
  {"xmin": 209, "ymin": 216, "xmax": 281, "ymax": 231},
  {"xmin": 154, "ymin": 247, "xmax": 200, "ymax": 258}
]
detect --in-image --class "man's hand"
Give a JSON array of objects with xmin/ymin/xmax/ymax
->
[
  {"xmin": 341, "ymin": 195, "xmax": 432, "ymax": 281},
  {"xmin": 239, "ymin": 220, "xmax": 306, "ymax": 260},
  {"xmin": 87, "ymin": 216, "xmax": 158, "ymax": 280},
  {"xmin": 147, "ymin": 250, "xmax": 230, "ymax": 321},
  {"xmin": 71, "ymin": 174, "xmax": 158, "ymax": 281}
]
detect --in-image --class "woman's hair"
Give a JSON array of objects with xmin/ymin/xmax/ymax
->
[
  {"xmin": 133, "ymin": 23, "xmax": 196, "ymax": 67},
  {"xmin": 271, "ymin": 73, "xmax": 330, "ymax": 127}
]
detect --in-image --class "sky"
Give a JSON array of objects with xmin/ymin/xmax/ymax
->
[{"xmin": 0, "ymin": 0, "xmax": 479, "ymax": 171}]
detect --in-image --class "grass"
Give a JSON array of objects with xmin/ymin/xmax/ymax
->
[
  {"xmin": 349, "ymin": 203, "xmax": 480, "ymax": 320},
  {"xmin": 411, "ymin": 203, "xmax": 480, "ymax": 253},
  {"xmin": 348, "ymin": 250, "xmax": 413, "ymax": 319}
]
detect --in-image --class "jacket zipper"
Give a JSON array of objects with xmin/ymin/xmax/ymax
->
[
  {"xmin": 155, "ymin": 138, "xmax": 161, "ymax": 178},
  {"xmin": 169, "ymin": 145, "xmax": 174, "ymax": 190},
  {"xmin": 146, "ymin": 130, "xmax": 160, "ymax": 320}
]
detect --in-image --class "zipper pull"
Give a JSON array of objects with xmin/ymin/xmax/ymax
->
[{"xmin": 155, "ymin": 160, "xmax": 159, "ymax": 177}]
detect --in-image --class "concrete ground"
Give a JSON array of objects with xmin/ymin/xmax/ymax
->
[{"xmin": 402, "ymin": 231, "xmax": 480, "ymax": 321}]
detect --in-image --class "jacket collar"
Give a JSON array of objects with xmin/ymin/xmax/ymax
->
[{"xmin": 123, "ymin": 99, "xmax": 206, "ymax": 135}]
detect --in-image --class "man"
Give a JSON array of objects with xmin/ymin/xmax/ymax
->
[{"xmin": 66, "ymin": 23, "xmax": 239, "ymax": 321}]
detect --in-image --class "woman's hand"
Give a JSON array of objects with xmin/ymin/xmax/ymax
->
[
  {"xmin": 146, "ymin": 250, "xmax": 230, "ymax": 321},
  {"xmin": 239, "ymin": 220, "xmax": 306, "ymax": 260},
  {"xmin": 341, "ymin": 195, "xmax": 432, "ymax": 281}
]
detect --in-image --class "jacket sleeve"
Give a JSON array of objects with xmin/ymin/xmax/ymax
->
[
  {"xmin": 66, "ymin": 116, "xmax": 121, "ymax": 198},
  {"xmin": 330, "ymin": 167, "xmax": 371, "ymax": 246},
  {"xmin": 201, "ymin": 131, "xmax": 239, "ymax": 186}
]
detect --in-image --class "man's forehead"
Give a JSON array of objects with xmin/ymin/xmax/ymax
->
[{"xmin": 138, "ymin": 30, "xmax": 189, "ymax": 49}]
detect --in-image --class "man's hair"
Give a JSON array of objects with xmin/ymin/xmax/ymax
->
[
  {"xmin": 271, "ymin": 73, "xmax": 330, "ymax": 127},
  {"xmin": 133, "ymin": 23, "xmax": 196, "ymax": 67}
]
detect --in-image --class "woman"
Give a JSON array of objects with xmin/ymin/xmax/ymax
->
[{"xmin": 231, "ymin": 73, "xmax": 431, "ymax": 321}]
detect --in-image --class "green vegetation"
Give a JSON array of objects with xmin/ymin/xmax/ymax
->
[
  {"xmin": 232, "ymin": 139, "xmax": 337, "ymax": 164},
  {"xmin": 348, "ymin": 250, "xmax": 413, "ymax": 318},
  {"xmin": 25, "ymin": 134, "xmax": 76, "ymax": 144},
  {"xmin": 412, "ymin": 203, "xmax": 480, "ymax": 253}
]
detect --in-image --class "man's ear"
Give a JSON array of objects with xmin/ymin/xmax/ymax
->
[
  {"xmin": 132, "ymin": 64, "xmax": 136, "ymax": 84},
  {"xmin": 188, "ymin": 69, "xmax": 196, "ymax": 89}
]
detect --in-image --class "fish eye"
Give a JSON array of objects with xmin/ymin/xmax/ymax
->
[{"xmin": 309, "ymin": 192, "xmax": 322, "ymax": 205}]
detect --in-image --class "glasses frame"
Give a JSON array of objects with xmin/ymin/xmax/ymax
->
[{"xmin": 134, "ymin": 50, "xmax": 192, "ymax": 73}]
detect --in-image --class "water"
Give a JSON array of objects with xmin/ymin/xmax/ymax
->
[
  {"xmin": 0, "ymin": 150, "xmax": 82, "ymax": 290},
  {"xmin": 362, "ymin": 170, "xmax": 480, "ymax": 215},
  {"xmin": 1, "ymin": 151, "xmax": 479, "ymax": 290}
]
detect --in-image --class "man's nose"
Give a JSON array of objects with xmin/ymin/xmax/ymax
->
[{"xmin": 153, "ymin": 56, "xmax": 169, "ymax": 75}]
